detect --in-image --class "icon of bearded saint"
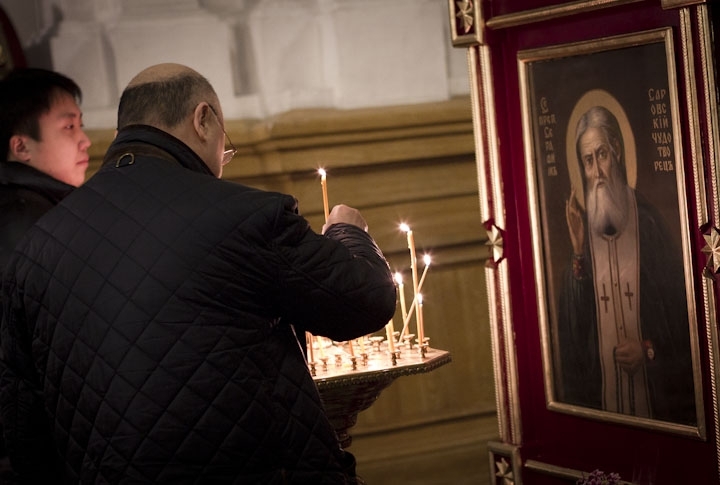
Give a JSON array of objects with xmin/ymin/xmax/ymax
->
[{"xmin": 557, "ymin": 100, "xmax": 696, "ymax": 426}]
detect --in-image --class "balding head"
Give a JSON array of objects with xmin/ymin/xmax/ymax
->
[
  {"xmin": 117, "ymin": 63, "xmax": 218, "ymax": 130},
  {"xmin": 116, "ymin": 63, "xmax": 227, "ymax": 178}
]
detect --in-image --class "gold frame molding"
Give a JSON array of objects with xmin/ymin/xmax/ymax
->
[
  {"xmin": 447, "ymin": 0, "xmax": 484, "ymax": 47},
  {"xmin": 485, "ymin": 0, "xmax": 642, "ymax": 30},
  {"xmin": 690, "ymin": 2, "xmax": 720, "ymax": 479},
  {"xmin": 525, "ymin": 460, "xmax": 634, "ymax": 485},
  {"xmin": 488, "ymin": 441, "xmax": 523, "ymax": 485},
  {"xmin": 468, "ymin": 43, "xmax": 522, "ymax": 448}
]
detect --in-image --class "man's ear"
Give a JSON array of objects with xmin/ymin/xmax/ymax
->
[
  {"xmin": 8, "ymin": 135, "xmax": 31, "ymax": 162},
  {"xmin": 192, "ymin": 102, "xmax": 211, "ymax": 142}
]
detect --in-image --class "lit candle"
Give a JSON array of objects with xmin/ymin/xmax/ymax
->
[
  {"xmin": 394, "ymin": 272, "xmax": 408, "ymax": 325},
  {"xmin": 347, "ymin": 339, "xmax": 355, "ymax": 357},
  {"xmin": 386, "ymin": 319, "xmax": 396, "ymax": 353},
  {"xmin": 318, "ymin": 168, "xmax": 330, "ymax": 223},
  {"xmin": 400, "ymin": 223, "xmax": 421, "ymax": 344},
  {"xmin": 397, "ymin": 254, "xmax": 432, "ymax": 342},
  {"xmin": 359, "ymin": 335, "xmax": 367, "ymax": 354},
  {"xmin": 306, "ymin": 332, "xmax": 314, "ymax": 363},
  {"xmin": 418, "ymin": 254, "xmax": 431, "ymax": 293}
]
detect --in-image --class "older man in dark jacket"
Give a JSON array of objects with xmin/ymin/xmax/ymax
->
[{"xmin": 0, "ymin": 63, "xmax": 396, "ymax": 484}]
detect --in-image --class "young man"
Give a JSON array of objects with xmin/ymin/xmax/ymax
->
[
  {"xmin": 0, "ymin": 63, "xmax": 396, "ymax": 484},
  {"xmin": 0, "ymin": 68, "xmax": 90, "ymax": 483},
  {"xmin": 0, "ymin": 68, "xmax": 91, "ymax": 269}
]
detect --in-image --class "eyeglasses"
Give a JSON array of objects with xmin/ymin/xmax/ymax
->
[{"xmin": 208, "ymin": 104, "xmax": 237, "ymax": 166}]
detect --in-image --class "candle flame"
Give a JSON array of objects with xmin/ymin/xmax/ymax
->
[
  {"xmin": 318, "ymin": 168, "xmax": 326, "ymax": 177},
  {"xmin": 423, "ymin": 254, "xmax": 431, "ymax": 266},
  {"xmin": 418, "ymin": 293, "xmax": 423, "ymax": 304},
  {"xmin": 399, "ymin": 223, "xmax": 410, "ymax": 233},
  {"xmin": 394, "ymin": 272, "xmax": 403, "ymax": 285}
]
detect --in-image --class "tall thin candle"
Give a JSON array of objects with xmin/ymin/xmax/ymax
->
[
  {"xmin": 418, "ymin": 254, "xmax": 431, "ymax": 293},
  {"xmin": 417, "ymin": 293, "xmax": 425, "ymax": 347},
  {"xmin": 386, "ymin": 319, "xmax": 396, "ymax": 353},
  {"xmin": 318, "ymin": 168, "xmax": 329, "ymax": 223},
  {"xmin": 400, "ymin": 223, "xmax": 420, "ymax": 343},
  {"xmin": 394, "ymin": 272, "xmax": 408, "ymax": 325},
  {"xmin": 306, "ymin": 332, "xmax": 314, "ymax": 363}
]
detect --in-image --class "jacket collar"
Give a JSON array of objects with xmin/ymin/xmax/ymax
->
[
  {"xmin": 0, "ymin": 160, "xmax": 74, "ymax": 203},
  {"xmin": 103, "ymin": 125, "xmax": 214, "ymax": 176}
]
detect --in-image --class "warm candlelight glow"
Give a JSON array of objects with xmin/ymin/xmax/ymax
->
[
  {"xmin": 319, "ymin": 168, "xmax": 329, "ymax": 223},
  {"xmin": 418, "ymin": 254, "xmax": 431, "ymax": 293}
]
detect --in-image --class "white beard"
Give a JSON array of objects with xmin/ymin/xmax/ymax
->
[{"xmin": 586, "ymin": 175, "xmax": 629, "ymax": 238}]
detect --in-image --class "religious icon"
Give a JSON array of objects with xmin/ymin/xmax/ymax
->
[{"xmin": 519, "ymin": 28, "xmax": 704, "ymax": 437}]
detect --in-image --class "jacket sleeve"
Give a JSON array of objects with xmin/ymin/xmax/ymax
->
[
  {"xmin": 0, "ymin": 271, "xmax": 59, "ymax": 483},
  {"xmin": 269, "ymin": 197, "xmax": 396, "ymax": 342}
]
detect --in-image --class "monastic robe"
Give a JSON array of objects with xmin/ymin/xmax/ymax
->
[{"xmin": 557, "ymin": 190, "xmax": 696, "ymax": 425}]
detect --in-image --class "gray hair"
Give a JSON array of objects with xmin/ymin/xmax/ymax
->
[
  {"xmin": 575, "ymin": 105, "xmax": 626, "ymax": 184},
  {"xmin": 117, "ymin": 71, "xmax": 216, "ymax": 129}
]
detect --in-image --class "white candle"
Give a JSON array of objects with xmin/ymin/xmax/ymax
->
[
  {"xmin": 318, "ymin": 168, "xmax": 329, "ymax": 223},
  {"xmin": 306, "ymin": 332, "xmax": 314, "ymax": 363},
  {"xmin": 386, "ymin": 319, "xmax": 396, "ymax": 353},
  {"xmin": 394, "ymin": 272, "xmax": 408, "ymax": 325},
  {"xmin": 417, "ymin": 293, "xmax": 425, "ymax": 347},
  {"xmin": 418, "ymin": 254, "xmax": 431, "ymax": 293},
  {"xmin": 316, "ymin": 335, "xmax": 326, "ymax": 359},
  {"xmin": 398, "ymin": 254, "xmax": 431, "ymax": 342},
  {"xmin": 400, "ymin": 223, "xmax": 421, "ymax": 344}
]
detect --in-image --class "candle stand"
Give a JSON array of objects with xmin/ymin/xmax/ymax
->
[{"xmin": 312, "ymin": 339, "xmax": 451, "ymax": 449}]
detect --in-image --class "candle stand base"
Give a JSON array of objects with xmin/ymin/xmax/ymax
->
[{"xmin": 314, "ymin": 346, "xmax": 451, "ymax": 449}]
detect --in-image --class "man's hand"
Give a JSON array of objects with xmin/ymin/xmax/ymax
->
[
  {"xmin": 614, "ymin": 339, "xmax": 645, "ymax": 375},
  {"xmin": 322, "ymin": 204, "xmax": 368, "ymax": 234}
]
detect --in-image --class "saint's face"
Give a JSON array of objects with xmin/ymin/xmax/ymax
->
[
  {"xmin": 579, "ymin": 127, "xmax": 615, "ymax": 188},
  {"xmin": 23, "ymin": 91, "xmax": 91, "ymax": 187},
  {"xmin": 580, "ymin": 126, "xmax": 628, "ymax": 237}
]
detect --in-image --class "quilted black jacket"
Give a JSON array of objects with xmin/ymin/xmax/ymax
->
[
  {"xmin": 0, "ymin": 160, "xmax": 74, "ymax": 271},
  {"xmin": 0, "ymin": 125, "xmax": 396, "ymax": 484}
]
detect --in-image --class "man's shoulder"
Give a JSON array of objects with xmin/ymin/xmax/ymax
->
[{"xmin": 634, "ymin": 191, "xmax": 672, "ymax": 237}]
